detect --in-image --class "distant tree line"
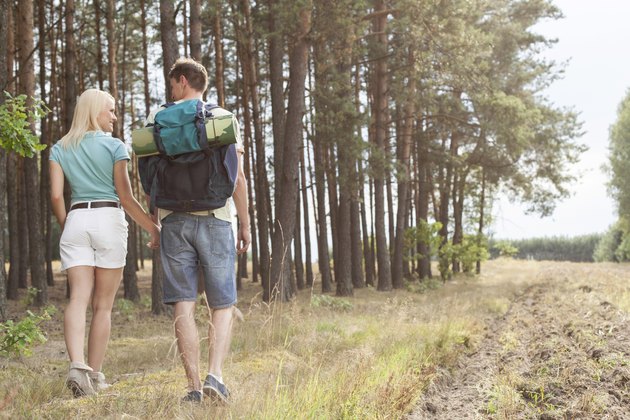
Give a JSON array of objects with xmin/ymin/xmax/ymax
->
[
  {"xmin": 0, "ymin": 0, "xmax": 584, "ymax": 319},
  {"xmin": 490, "ymin": 234, "xmax": 603, "ymax": 262}
]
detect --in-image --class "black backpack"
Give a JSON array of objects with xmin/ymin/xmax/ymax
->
[{"xmin": 138, "ymin": 101, "xmax": 238, "ymax": 213}]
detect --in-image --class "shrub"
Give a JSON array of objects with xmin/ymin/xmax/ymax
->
[
  {"xmin": 493, "ymin": 241, "xmax": 519, "ymax": 258},
  {"xmin": 0, "ymin": 306, "xmax": 56, "ymax": 358}
]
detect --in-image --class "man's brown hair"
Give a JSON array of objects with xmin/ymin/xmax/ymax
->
[{"xmin": 168, "ymin": 58, "xmax": 208, "ymax": 93}]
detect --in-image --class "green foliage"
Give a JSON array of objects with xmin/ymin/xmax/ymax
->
[
  {"xmin": 493, "ymin": 241, "xmax": 519, "ymax": 258},
  {"xmin": 20, "ymin": 287, "xmax": 40, "ymax": 307},
  {"xmin": 593, "ymin": 221, "xmax": 628, "ymax": 262},
  {"xmin": 453, "ymin": 235, "xmax": 490, "ymax": 273},
  {"xmin": 403, "ymin": 220, "xmax": 442, "ymax": 262},
  {"xmin": 405, "ymin": 278, "xmax": 442, "ymax": 294},
  {"xmin": 438, "ymin": 241, "xmax": 454, "ymax": 281},
  {"xmin": 116, "ymin": 299, "xmax": 136, "ymax": 319},
  {"xmin": 310, "ymin": 294, "xmax": 353, "ymax": 311},
  {"xmin": 0, "ymin": 306, "xmax": 56, "ymax": 357},
  {"xmin": 0, "ymin": 92, "xmax": 49, "ymax": 157},
  {"xmin": 607, "ymin": 89, "xmax": 630, "ymax": 218}
]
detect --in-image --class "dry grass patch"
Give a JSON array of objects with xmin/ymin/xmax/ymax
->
[{"xmin": 11, "ymin": 259, "xmax": 623, "ymax": 418}]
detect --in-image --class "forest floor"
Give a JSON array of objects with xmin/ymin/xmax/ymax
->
[
  {"xmin": 1, "ymin": 260, "xmax": 629, "ymax": 419},
  {"xmin": 408, "ymin": 263, "xmax": 630, "ymax": 419}
]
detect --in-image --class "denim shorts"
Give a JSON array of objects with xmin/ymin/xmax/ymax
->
[
  {"xmin": 59, "ymin": 207, "xmax": 128, "ymax": 271},
  {"xmin": 160, "ymin": 212, "xmax": 236, "ymax": 308}
]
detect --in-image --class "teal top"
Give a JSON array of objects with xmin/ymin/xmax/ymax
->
[{"xmin": 49, "ymin": 131, "xmax": 130, "ymax": 205}]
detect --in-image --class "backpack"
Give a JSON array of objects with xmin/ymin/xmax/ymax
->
[{"xmin": 138, "ymin": 100, "xmax": 239, "ymax": 213}]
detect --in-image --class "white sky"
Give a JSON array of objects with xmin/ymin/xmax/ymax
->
[{"xmin": 492, "ymin": 0, "xmax": 629, "ymax": 239}]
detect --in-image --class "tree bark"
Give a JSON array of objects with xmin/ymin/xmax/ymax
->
[
  {"xmin": 236, "ymin": 0, "xmax": 271, "ymax": 299},
  {"xmin": 160, "ymin": 0, "xmax": 179, "ymax": 100},
  {"xmin": 18, "ymin": 0, "xmax": 47, "ymax": 305},
  {"xmin": 93, "ymin": 0, "xmax": 104, "ymax": 90},
  {"xmin": 392, "ymin": 62, "xmax": 415, "ymax": 288},
  {"xmin": 0, "ymin": 0, "xmax": 8, "ymax": 320},
  {"xmin": 312, "ymin": 136, "xmax": 332, "ymax": 293},
  {"xmin": 212, "ymin": 0, "xmax": 225, "ymax": 106},
  {"xmin": 294, "ymin": 193, "xmax": 305, "ymax": 290},
  {"xmin": 268, "ymin": 5, "xmax": 311, "ymax": 302},
  {"xmin": 39, "ymin": 0, "xmax": 53, "ymax": 287},
  {"xmin": 268, "ymin": 0, "xmax": 286, "ymax": 202},
  {"xmin": 299, "ymin": 145, "xmax": 314, "ymax": 288},
  {"xmin": 476, "ymin": 168, "xmax": 487, "ymax": 274},
  {"xmin": 416, "ymin": 124, "xmax": 432, "ymax": 279},
  {"xmin": 6, "ymin": 3, "xmax": 21, "ymax": 300},
  {"xmin": 151, "ymin": 250, "xmax": 169, "ymax": 315},
  {"xmin": 371, "ymin": 0, "xmax": 391, "ymax": 291},
  {"xmin": 189, "ymin": 0, "xmax": 201, "ymax": 61}
]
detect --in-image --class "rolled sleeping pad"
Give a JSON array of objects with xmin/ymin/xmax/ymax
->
[{"xmin": 131, "ymin": 108, "xmax": 240, "ymax": 157}]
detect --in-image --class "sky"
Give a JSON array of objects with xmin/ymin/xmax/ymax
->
[{"xmin": 492, "ymin": 0, "xmax": 630, "ymax": 239}]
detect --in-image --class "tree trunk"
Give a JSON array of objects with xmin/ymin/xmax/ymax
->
[
  {"xmin": 0, "ymin": 0, "xmax": 8, "ymax": 320},
  {"xmin": 140, "ymin": 0, "xmax": 151, "ymax": 117},
  {"xmin": 65, "ymin": 0, "xmax": 76, "ymax": 130},
  {"xmin": 5, "ymin": 0, "xmax": 22, "ymax": 300},
  {"xmin": 236, "ymin": 0, "xmax": 271, "ymax": 299},
  {"xmin": 416, "ymin": 125, "xmax": 432, "ymax": 279},
  {"xmin": 160, "ymin": 0, "xmax": 179, "ymax": 101},
  {"xmin": 268, "ymin": 5, "xmax": 311, "ymax": 302},
  {"xmin": 189, "ymin": 0, "xmax": 201, "ymax": 61},
  {"xmin": 294, "ymin": 194, "xmax": 305, "ymax": 290},
  {"xmin": 268, "ymin": 0, "xmax": 286, "ymax": 202},
  {"xmin": 392, "ymin": 64, "xmax": 415, "ymax": 288},
  {"xmin": 151, "ymin": 250, "xmax": 169, "ymax": 315},
  {"xmin": 452, "ymin": 170, "xmax": 466, "ymax": 273},
  {"xmin": 371, "ymin": 0, "xmax": 391, "ymax": 291},
  {"xmin": 476, "ymin": 168, "xmax": 487, "ymax": 275},
  {"xmin": 0, "ymin": 145, "xmax": 6, "ymax": 319},
  {"xmin": 212, "ymin": 0, "xmax": 225, "ymax": 106},
  {"xmin": 18, "ymin": 165, "xmax": 28, "ymax": 289},
  {"xmin": 39, "ymin": 0, "xmax": 53, "ymax": 287},
  {"xmin": 312, "ymin": 136, "xmax": 332, "ymax": 293},
  {"xmin": 359, "ymin": 160, "xmax": 374, "ymax": 287},
  {"xmin": 335, "ymin": 144, "xmax": 353, "ymax": 297},
  {"xmin": 93, "ymin": 0, "xmax": 104, "ymax": 90},
  {"xmin": 18, "ymin": 0, "xmax": 47, "ymax": 305},
  {"xmin": 7, "ymin": 151, "xmax": 19, "ymax": 299},
  {"xmin": 105, "ymin": 0, "xmax": 120, "ymax": 138},
  {"xmin": 235, "ymin": 42, "xmax": 258, "ymax": 283},
  {"xmin": 299, "ymin": 145, "xmax": 314, "ymax": 288},
  {"xmin": 325, "ymin": 145, "xmax": 339, "ymax": 274}
]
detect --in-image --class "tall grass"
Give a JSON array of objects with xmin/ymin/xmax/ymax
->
[{"xmin": 0, "ymin": 259, "xmax": 555, "ymax": 418}]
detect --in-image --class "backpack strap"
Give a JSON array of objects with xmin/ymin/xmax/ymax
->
[{"xmin": 195, "ymin": 100, "xmax": 211, "ymax": 155}]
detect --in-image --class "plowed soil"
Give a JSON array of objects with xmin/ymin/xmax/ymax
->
[{"xmin": 408, "ymin": 263, "xmax": 630, "ymax": 420}]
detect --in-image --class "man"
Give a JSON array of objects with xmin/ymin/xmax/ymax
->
[{"xmin": 140, "ymin": 57, "xmax": 250, "ymax": 403}]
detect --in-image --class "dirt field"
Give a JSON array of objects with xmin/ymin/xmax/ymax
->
[{"xmin": 408, "ymin": 263, "xmax": 630, "ymax": 419}]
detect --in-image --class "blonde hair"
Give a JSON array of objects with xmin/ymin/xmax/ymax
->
[{"xmin": 59, "ymin": 89, "xmax": 115, "ymax": 148}]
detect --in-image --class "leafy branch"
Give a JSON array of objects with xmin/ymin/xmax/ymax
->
[{"xmin": 0, "ymin": 92, "xmax": 49, "ymax": 157}]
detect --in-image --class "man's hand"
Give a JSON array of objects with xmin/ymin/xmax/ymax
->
[{"xmin": 236, "ymin": 225, "xmax": 251, "ymax": 255}]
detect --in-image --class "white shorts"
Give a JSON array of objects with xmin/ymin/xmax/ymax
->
[{"xmin": 59, "ymin": 207, "xmax": 129, "ymax": 271}]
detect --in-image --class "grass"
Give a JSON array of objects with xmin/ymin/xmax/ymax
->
[{"xmin": 2, "ymin": 259, "xmax": 625, "ymax": 418}]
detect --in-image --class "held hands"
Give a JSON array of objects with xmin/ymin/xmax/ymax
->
[{"xmin": 147, "ymin": 225, "xmax": 161, "ymax": 249}]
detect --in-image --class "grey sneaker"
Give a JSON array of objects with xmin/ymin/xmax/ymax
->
[
  {"xmin": 202, "ymin": 374, "xmax": 230, "ymax": 403},
  {"xmin": 66, "ymin": 362, "xmax": 96, "ymax": 397},
  {"xmin": 182, "ymin": 390, "xmax": 202, "ymax": 403},
  {"xmin": 88, "ymin": 371, "xmax": 111, "ymax": 392}
]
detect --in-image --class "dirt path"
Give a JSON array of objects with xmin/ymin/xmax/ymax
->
[{"xmin": 408, "ymin": 265, "xmax": 630, "ymax": 419}]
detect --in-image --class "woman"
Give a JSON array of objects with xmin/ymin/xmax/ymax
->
[{"xmin": 49, "ymin": 89, "xmax": 160, "ymax": 397}]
